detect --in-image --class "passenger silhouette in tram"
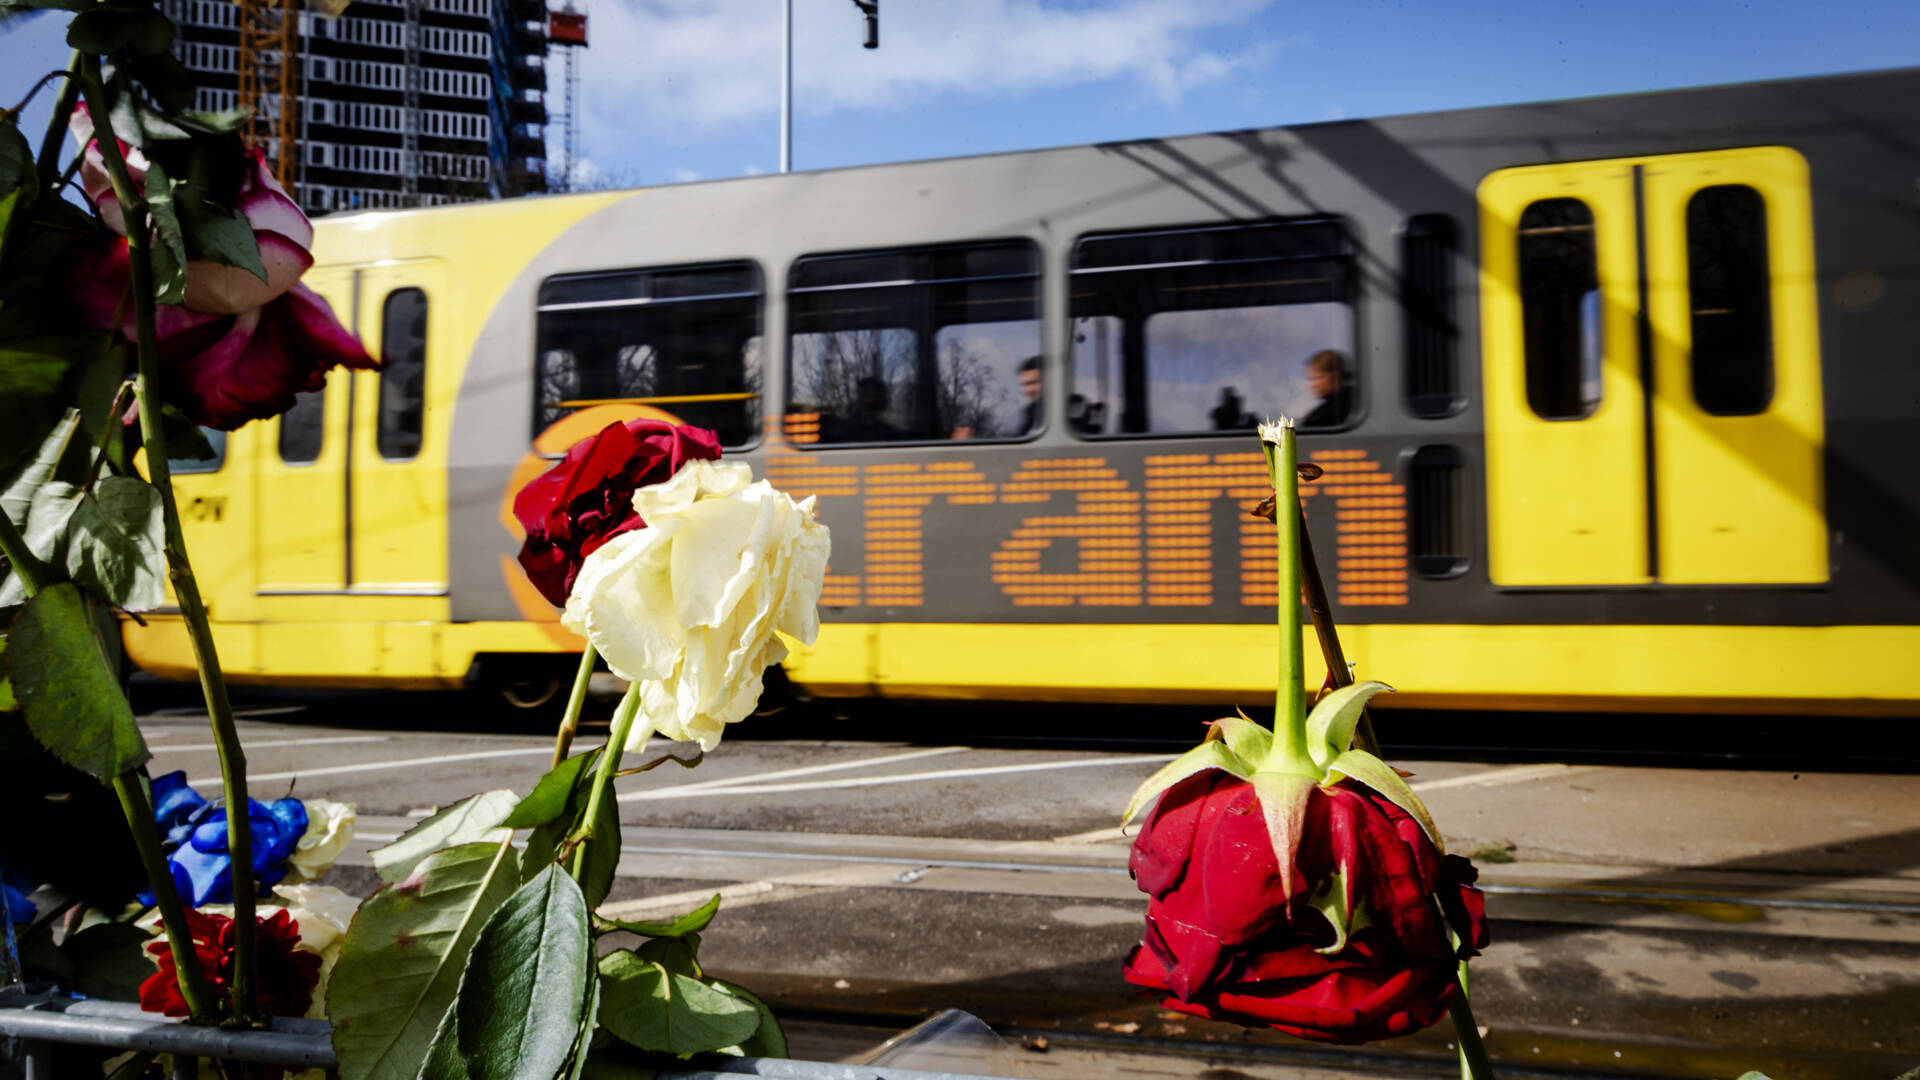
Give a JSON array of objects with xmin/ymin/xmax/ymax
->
[
  {"xmin": 1016, "ymin": 356, "xmax": 1042, "ymax": 433},
  {"xmin": 825, "ymin": 376, "xmax": 904, "ymax": 442},
  {"xmin": 1210, "ymin": 386, "xmax": 1253, "ymax": 430},
  {"xmin": 1302, "ymin": 349, "xmax": 1352, "ymax": 428}
]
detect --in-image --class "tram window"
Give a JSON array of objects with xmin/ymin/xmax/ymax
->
[
  {"xmin": 1401, "ymin": 215, "xmax": 1461, "ymax": 418},
  {"xmin": 787, "ymin": 241, "xmax": 1041, "ymax": 445},
  {"xmin": 1686, "ymin": 185, "xmax": 1773, "ymax": 415},
  {"xmin": 1517, "ymin": 198, "xmax": 1601, "ymax": 420},
  {"xmin": 1409, "ymin": 444, "xmax": 1468, "ymax": 578},
  {"xmin": 279, "ymin": 390, "xmax": 324, "ymax": 464},
  {"xmin": 170, "ymin": 428, "xmax": 228, "ymax": 474},
  {"xmin": 535, "ymin": 262, "xmax": 762, "ymax": 448},
  {"xmin": 377, "ymin": 288, "xmax": 427, "ymax": 461},
  {"xmin": 1068, "ymin": 220, "xmax": 1358, "ymax": 436}
]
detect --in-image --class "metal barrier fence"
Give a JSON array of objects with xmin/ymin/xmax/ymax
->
[{"xmin": 0, "ymin": 993, "xmax": 1016, "ymax": 1080}]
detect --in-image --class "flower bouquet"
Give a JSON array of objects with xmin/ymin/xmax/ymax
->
[{"xmin": 0, "ymin": 5, "xmax": 831, "ymax": 1077}]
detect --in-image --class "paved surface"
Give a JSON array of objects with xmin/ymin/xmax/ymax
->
[{"xmin": 138, "ymin": 695, "xmax": 1920, "ymax": 1079}]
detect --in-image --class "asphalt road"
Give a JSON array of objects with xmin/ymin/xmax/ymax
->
[{"xmin": 138, "ymin": 693, "xmax": 1920, "ymax": 1080}]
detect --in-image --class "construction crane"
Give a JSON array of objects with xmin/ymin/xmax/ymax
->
[
  {"xmin": 234, "ymin": 0, "xmax": 301, "ymax": 187},
  {"xmin": 548, "ymin": 3, "xmax": 587, "ymax": 191}
]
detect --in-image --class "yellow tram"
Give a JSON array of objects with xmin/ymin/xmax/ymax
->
[{"xmin": 126, "ymin": 68, "xmax": 1920, "ymax": 716}]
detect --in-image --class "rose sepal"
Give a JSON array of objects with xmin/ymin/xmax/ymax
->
[
  {"xmin": 1324, "ymin": 748, "xmax": 1443, "ymax": 852},
  {"xmin": 1249, "ymin": 770, "xmax": 1315, "ymax": 896},
  {"xmin": 1304, "ymin": 681, "xmax": 1394, "ymax": 771},
  {"xmin": 1121, "ymin": 738, "xmax": 1250, "ymax": 827}
]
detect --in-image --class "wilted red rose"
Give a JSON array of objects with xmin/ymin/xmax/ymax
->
[
  {"xmin": 513, "ymin": 418, "xmax": 723, "ymax": 606},
  {"xmin": 63, "ymin": 112, "xmax": 376, "ymax": 429},
  {"xmin": 140, "ymin": 907, "xmax": 322, "ymax": 1019},
  {"xmin": 1122, "ymin": 770, "xmax": 1487, "ymax": 1044}
]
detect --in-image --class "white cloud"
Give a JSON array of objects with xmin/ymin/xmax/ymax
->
[
  {"xmin": 576, "ymin": 0, "xmax": 1281, "ymax": 146},
  {"xmin": 671, "ymin": 166, "xmax": 702, "ymax": 182},
  {"xmin": 742, "ymin": 163, "xmax": 766, "ymax": 176}
]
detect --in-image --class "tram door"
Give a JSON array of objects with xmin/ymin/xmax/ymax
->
[
  {"xmin": 1477, "ymin": 147, "xmax": 1827, "ymax": 587},
  {"xmin": 255, "ymin": 260, "xmax": 448, "ymax": 604},
  {"xmin": 257, "ymin": 267, "xmax": 353, "ymax": 594}
]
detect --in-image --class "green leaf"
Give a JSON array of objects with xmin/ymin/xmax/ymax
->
[
  {"xmin": 1, "ymin": 409, "xmax": 80, "ymax": 528},
  {"xmin": 596, "ymin": 951, "xmax": 760, "ymax": 1057},
  {"xmin": 0, "ymin": 119, "xmax": 37, "ymax": 265},
  {"xmin": 1121, "ymin": 739, "xmax": 1250, "ymax": 826},
  {"xmin": 634, "ymin": 935, "xmax": 699, "ymax": 980},
  {"xmin": 157, "ymin": 402, "xmax": 215, "ymax": 462},
  {"xmin": 174, "ymin": 108, "xmax": 251, "ymax": 136},
  {"xmin": 578, "ymin": 784, "xmax": 621, "ymax": 909},
  {"xmin": 502, "ymin": 751, "xmax": 599, "ymax": 828},
  {"xmin": 1211, "ymin": 710, "xmax": 1271, "ymax": 767},
  {"xmin": 6, "ymin": 583, "xmax": 148, "ymax": 780},
  {"xmin": 143, "ymin": 160, "xmax": 187, "ymax": 306},
  {"xmin": 1325, "ymin": 748, "xmax": 1444, "ymax": 852},
  {"xmin": 709, "ymin": 980, "xmax": 786, "ymax": 1058},
  {"xmin": 0, "ymin": 634, "xmax": 15, "ymax": 711},
  {"xmin": 1250, "ymin": 771, "xmax": 1315, "ymax": 899},
  {"xmin": 596, "ymin": 894, "xmax": 720, "ymax": 939},
  {"xmin": 15, "ymin": 480, "xmax": 84, "ymax": 588},
  {"xmin": 177, "ymin": 188, "xmax": 266, "ymax": 282},
  {"xmin": 415, "ymin": 998, "xmax": 469, "ymax": 1080},
  {"xmin": 454, "ymin": 864, "xmax": 589, "ymax": 1080},
  {"xmin": 1303, "ymin": 680, "xmax": 1393, "ymax": 771},
  {"xmin": 371, "ymin": 790, "xmax": 518, "ymax": 884},
  {"xmin": 128, "ymin": 49, "xmax": 195, "ymax": 111},
  {"xmin": 65, "ymin": 476, "xmax": 165, "ymax": 611},
  {"xmin": 558, "ymin": 933, "xmax": 603, "ymax": 1080},
  {"xmin": 0, "ymin": 342, "xmax": 76, "ymax": 477},
  {"xmin": 67, "ymin": 6, "xmax": 173, "ymax": 55},
  {"xmin": 329, "ymin": 839, "xmax": 519, "ymax": 1080}
]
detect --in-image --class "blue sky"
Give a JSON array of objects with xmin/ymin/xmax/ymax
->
[{"xmin": 4, "ymin": 0, "xmax": 1918, "ymax": 190}]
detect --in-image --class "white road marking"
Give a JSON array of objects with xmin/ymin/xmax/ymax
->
[
  {"xmin": 1044, "ymin": 763, "xmax": 1592, "ymax": 845},
  {"xmin": 620, "ymin": 753, "xmax": 1174, "ymax": 801},
  {"xmin": 189, "ymin": 746, "xmax": 550, "ymax": 787},
  {"xmin": 596, "ymin": 864, "xmax": 894, "ymax": 922},
  {"xmin": 1049, "ymin": 825, "xmax": 1131, "ymax": 845},
  {"xmin": 616, "ymin": 745, "xmax": 969, "ymax": 803},
  {"xmin": 1409, "ymin": 763, "xmax": 1595, "ymax": 793},
  {"xmin": 153, "ymin": 735, "xmax": 389, "ymax": 754}
]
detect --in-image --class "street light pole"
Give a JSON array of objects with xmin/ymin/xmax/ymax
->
[
  {"xmin": 780, "ymin": 0, "xmax": 792, "ymax": 173},
  {"xmin": 781, "ymin": 0, "xmax": 876, "ymax": 174}
]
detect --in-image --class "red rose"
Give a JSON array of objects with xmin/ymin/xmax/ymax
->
[
  {"xmin": 513, "ymin": 418, "xmax": 723, "ymax": 606},
  {"xmin": 1122, "ymin": 770, "xmax": 1487, "ymax": 1044},
  {"xmin": 140, "ymin": 907, "xmax": 322, "ymax": 1020},
  {"xmin": 64, "ymin": 234, "xmax": 376, "ymax": 430}
]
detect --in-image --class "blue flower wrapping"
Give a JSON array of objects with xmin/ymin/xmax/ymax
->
[
  {"xmin": 3, "ymin": 866, "xmax": 36, "ymax": 926},
  {"xmin": 143, "ymin": 772, "xmax": 308, "ymax": 906}
]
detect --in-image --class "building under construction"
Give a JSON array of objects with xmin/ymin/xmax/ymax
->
[{"xmin": 161, "ymin": 0, "xmax": 555, "ymax": 214}]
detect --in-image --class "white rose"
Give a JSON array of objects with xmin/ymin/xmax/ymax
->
[
  {"xmin": 286, "ymin": 799, "xmax": 356, "ymax": 881},
  {"xmin": 561, "ymin": 459, "xmax": 830, "ymax": 753},
  {"xmin": 272, "ymin": 882, "xmax": 361, "ymax": 1021}
]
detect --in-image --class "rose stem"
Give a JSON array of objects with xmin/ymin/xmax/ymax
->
[
  {"xmin": 1295, "ymin": 501, "xmax": 1381, "ymax": 757},
  {"xmin": 78, "ymin": 56, "xmax": 259, "ymax": 1024},
  {"xmin": 32, "ymin": 51, "xmax": 80, "ymax": 193},
  {"xmin": 1258, "ymin": 422, "xmax": 1307, "ymax": 756},
  {"xmin": 570, "ymin": 682, "xmax": 641, "ymax": 882},
  {"xmin": 550, "ymin": 642, "xmax": 599, "ymax": 768},
  {"xmin": 1450, "ymin": 958, "xmax": 1495, "ymax": 1079},
  {"xmin": 112, "ymin": 773, "xmax": 219, "ymax": 1017},
  {"xmin": 0, "ymin": 505, "xmax": 215, "ymax": 1018}
]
